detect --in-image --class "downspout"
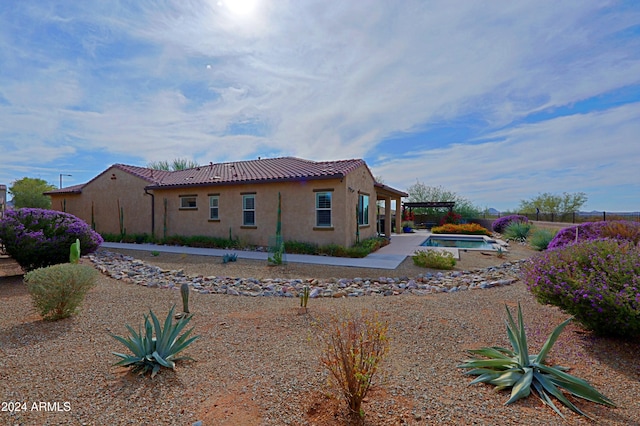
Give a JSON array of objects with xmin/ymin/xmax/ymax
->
[{"xmin": 144, "ymin": 188, "xmax": 155, "ymax": 238}]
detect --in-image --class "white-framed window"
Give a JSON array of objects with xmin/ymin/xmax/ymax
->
[
  {"xmin": 180, "ymin": 195, "xmax": 197, "ymax": 209},
  {"xmin": 358, "ymin": 194, "xmax": 369, "ymax": 225},
  {"xmin": 209, "ymin": 195, "xmax": 219, "ymax": 220},
  {"xmin": 242, "ymin": 194, "xmax": 255, "ymax": 226},
  {"xmin": 316, "ymin": 191, "xmax": 332, "ymax": 227}
]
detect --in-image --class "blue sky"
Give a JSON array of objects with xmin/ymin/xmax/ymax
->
[{"xmin": 1, "ymin": 1, "xmax": 639, "ymax": 212}]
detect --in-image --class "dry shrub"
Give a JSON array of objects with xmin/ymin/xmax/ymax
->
[{"xmin": 319, "ymin": 310, "xmax": 390, "ymax": 425}]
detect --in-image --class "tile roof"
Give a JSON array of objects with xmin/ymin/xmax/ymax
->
[
  {"xmin": 145, "ymin": 157, "xmax": 367, "ymax": 189},
  {"xmin": 44, "ymin": 183, "xmax": 84, "ymax": 195}
]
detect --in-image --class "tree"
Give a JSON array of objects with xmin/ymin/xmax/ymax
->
[
  {"xmin": 9, "ymin": 177, "xmax": 57, "ymax": 209},
  {"xmin": 147, "ymin": 158, "xmax": 199, "ymax": 171},
  {"xmin": 519, "ymin": 192, "xmax": 587, "ymax": 215},
  {"xmin": 405, "ymin": 181, "xmax": 480, "ymax": 219}
]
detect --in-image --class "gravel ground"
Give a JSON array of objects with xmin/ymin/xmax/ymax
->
[{"xmin": 1, "ymin": 248, "xmax": 639, "ymax": 425}]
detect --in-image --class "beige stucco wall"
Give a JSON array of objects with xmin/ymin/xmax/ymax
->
[
  {"xmin": 50, "ymin": 166, "xmax": 152, "ymax": 235},
  {"xmin": 50, "ymin": 163, "xmax": 379, "ymax": 247},
  {"xmin": 154, "ymin": 164, "xmax": 378, "ymax": 247}
]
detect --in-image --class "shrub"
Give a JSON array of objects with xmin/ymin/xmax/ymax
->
[
  {"xmin": 24, "ymin": 263, "xmax": 98, "ymax": 320},
  {"xmin": 547, "ymin": 220, "xmax": 640, "ymax": 250},
  {"xmin": 412, "ymin": 249, "xmax": 456, "ymax": 270},
  {"xmin": 431, "ymin": 223, "xmax": 491, "ymax": 236},
  {"xmin": 503, "ymin": 221, "xmax": 533, "ymax": 242},
  {"xmin": 439, "ymin": 211, "xmax": 462, "ymax": 226},
  {"xmin": 284, "ymin": 240, "xmax": 318, "ymax": 255},
  {"xmin": 111, "ymin": 306, "xmax": 199, "ymax": 378},
  {"xmin": 458, "ymin": 303, "xmax": 615, "ymax": 419},
  {"xmin": 492, "ymin": 215, "xmax": 529, "ymax": 233},
  {"xmin": 523, "ymin": 239, "xmax": 640, "ymax": 338},
  {"xmin": 530, "ymin": 229, "xmax": 556, "ymax": 251},
  {"xmin": 0, "ymin": 208, "xmax": 103, "ymax": 271},
  {"xmin": 320, "ymin": 310, "xmax": 389, "ymax": 425}
]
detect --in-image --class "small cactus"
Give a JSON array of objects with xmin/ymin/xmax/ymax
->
[
  {"xmin": 180, "ymin": 283, "xmax": 190, "ymax": 314},
  {"xmin": 69, "ymin": 239, "xmax": 81, "ymax": 264},
  {"xmin": 300, "ymin": 285, "xmax": 310, "ymax": 309}
]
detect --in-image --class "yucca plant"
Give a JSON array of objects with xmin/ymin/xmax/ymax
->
[
  {"xmin": 111, "ymin": 306, "xmax": 199, "ymax": 378},
  {"xmin": 458, "ymin": 303, "xmax": 615, "ymax": 420}
]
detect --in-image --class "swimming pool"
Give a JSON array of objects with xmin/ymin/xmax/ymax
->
[{"xmin": 421, "ymin": 235, "xmax": 498, "ymax": 250}]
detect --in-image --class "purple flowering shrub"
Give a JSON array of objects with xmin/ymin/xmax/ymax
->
[
  {"xmin": 0, "ymin": 208, "xmax": 103, "ymax": 271},
  {"xmin": 492, "ymin": 215, "xmax": 529, "ymax": 233},
  {"xmin": 523, "ymin": 239, "xmax": 640, "ymax": 338},
  {"xmin": 547, "ymin": 220, "xmax": 640, "ymax": 250}
]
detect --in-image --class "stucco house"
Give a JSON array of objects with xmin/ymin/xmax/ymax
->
[{"xmin": 46, "ymin": 157, "xmax": 407, "ymax": 247}]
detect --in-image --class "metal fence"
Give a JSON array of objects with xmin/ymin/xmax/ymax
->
[{"xmin": 478, "ymin": 211, "xmax": 640, "ymax": 224}]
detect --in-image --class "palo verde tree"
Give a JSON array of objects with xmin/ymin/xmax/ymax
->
[
  {"xmin": 147, "ymin": 158, "xmax": 199, "ymax": 171},
  {"xmin": 9, "ymin": 177, "xmax": 57, "ymax": 209},
  {"xmin": 405, "ymin": 181, "xmax": 480, "ymax": 220},
  {"xmin": 518, "ymin": 192, "xmax": 587, "ymax": 215}
]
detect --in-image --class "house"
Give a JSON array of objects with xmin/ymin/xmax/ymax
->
[{"xmin": 45, "ymin": 157, "xmax": 407, "ymax": 247}]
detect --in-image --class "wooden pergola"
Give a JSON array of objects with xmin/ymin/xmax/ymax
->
[
  {"xmin": 403, "ymin": 201, "xmax": 455, "ymax": 229},
  {"xmin": 403, "ymin": 201, "xmax": 455, "ymax": 214}
]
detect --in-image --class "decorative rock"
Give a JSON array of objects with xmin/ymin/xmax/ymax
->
[{"xmin": 88, "ymin": 249, "xmax": 526, "ymax": 299}]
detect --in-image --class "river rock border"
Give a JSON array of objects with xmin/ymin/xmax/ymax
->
[{"xmin": 89, "ymin": 249, "xmax": 526, "ymax": 298}]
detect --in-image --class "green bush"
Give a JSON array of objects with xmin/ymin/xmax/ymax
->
[
  {"xmin": 523, "ymin": 239, "xmax": 640, "ymax": 338},
  {"xmin": 161, "ymin": 234, "xmax": 239, "ymax": 249},
  {"xmin": 503, "ymin": 221, "xmax": 533, "ymax": 242},
  {"xmin": 284, "ymin": 240, "xmax": 319, "ymax": 255},
  {"xmin": 412, "ymin": 249, "xmax": 456, "ymax": 270},
  {"xmin": 24, "ymin": 263, "xmax": 98, "ymax": 320},
  {"xmin": 529, "ymin": 229, "xmax": 556, "ymax": 251}
]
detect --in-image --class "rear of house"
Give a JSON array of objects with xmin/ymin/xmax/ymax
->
[{"xmin": 46, "ymin": 157, "xmax": 406, "ymax": 248}]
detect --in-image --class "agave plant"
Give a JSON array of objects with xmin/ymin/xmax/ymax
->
[
  {"xmin": 458, "ymin": 303, "xmax": 615, "ymax": 419},
  {"xmin": 111, "ymin": 306, "xmax": 199, "ymax": 378}
]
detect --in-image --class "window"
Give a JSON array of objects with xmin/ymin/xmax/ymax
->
[
  {"xmin": 209, "ymin": 195, "xmax": 219, "ymax": 220},
  {"xmin": 243, "ymin": 194, "xmax": 255, "ymax": 226},
  {"xmin": 316, "ymin": 191, "xmax": 332, "ymax": 227},
  {"xmin": 180, "ymin": 195, "xmax": 197, "ymax": 209},
  {"xmin": 358, "ymin": 194, "xmax": 369, "ymax": 225}
]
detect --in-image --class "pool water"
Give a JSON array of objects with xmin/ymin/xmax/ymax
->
[{"xmin": 421, "ymin": 236, "xmax": 496, "ymax": 250}]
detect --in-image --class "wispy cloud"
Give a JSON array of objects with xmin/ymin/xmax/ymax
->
[{"xmin": 0, "ymin": 0, "xmax": 638, "ymax": 210}]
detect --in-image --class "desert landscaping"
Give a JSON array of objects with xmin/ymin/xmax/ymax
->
[{"xmin": 1, "ymin": 240, "xmax": 639, "ymax": 426}]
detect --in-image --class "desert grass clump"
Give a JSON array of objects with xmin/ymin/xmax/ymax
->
[
  {"xmin": 24, "ymin": 263, "xmax": 98, "ymax": 320},
  {"xmin": 503, "ymin": 221, "xmax": 533, "ymax": 242},
  {"xmin": 523, "ymin": 239, "xmax": 640, "ymax": 338},
  {"xmin": 412, "ymin": 249, "xmax": 456, "ymax": 270},
  {"xmin": 320, "ymin": 310, "xmax": 390, "ymax": 425},
  {"xmin": 530, "ymin": 229, "xmax": 556, "ymax": 251}
]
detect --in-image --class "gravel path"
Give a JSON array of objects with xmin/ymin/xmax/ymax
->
[{"xmin": 1, "ymin": 251, "xmax": 639, "ymax": 425}]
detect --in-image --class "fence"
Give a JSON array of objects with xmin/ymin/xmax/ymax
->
[{"xmin": 478, "ymin": 211, "xmax": 640, "ymax": 224}]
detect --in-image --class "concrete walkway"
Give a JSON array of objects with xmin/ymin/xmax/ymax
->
[{"xmin": 100, "ymin": 231, "xmax": 435, "ymax": 270}]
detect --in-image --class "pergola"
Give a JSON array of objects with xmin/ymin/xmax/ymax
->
[
  {"xmin": 402, "ymin": 201, "xmax": 455, "ymax": 214},
  {"xmin": 403, "ymin": 202, "xmax": 455, "ymax": 228}
]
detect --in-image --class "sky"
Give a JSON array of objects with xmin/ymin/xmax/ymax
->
[{"xmin": 1, "ymin": 0, "xmax": 639, "ymax": 212}]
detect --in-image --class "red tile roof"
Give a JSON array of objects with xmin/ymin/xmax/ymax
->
[
  {"xmin": 145, "ymin": 157, "xmax": 367, "ymax": 189},
  {"xmin": 46, "ymin": 157, "xmax": 375, "ymax": 193}
]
